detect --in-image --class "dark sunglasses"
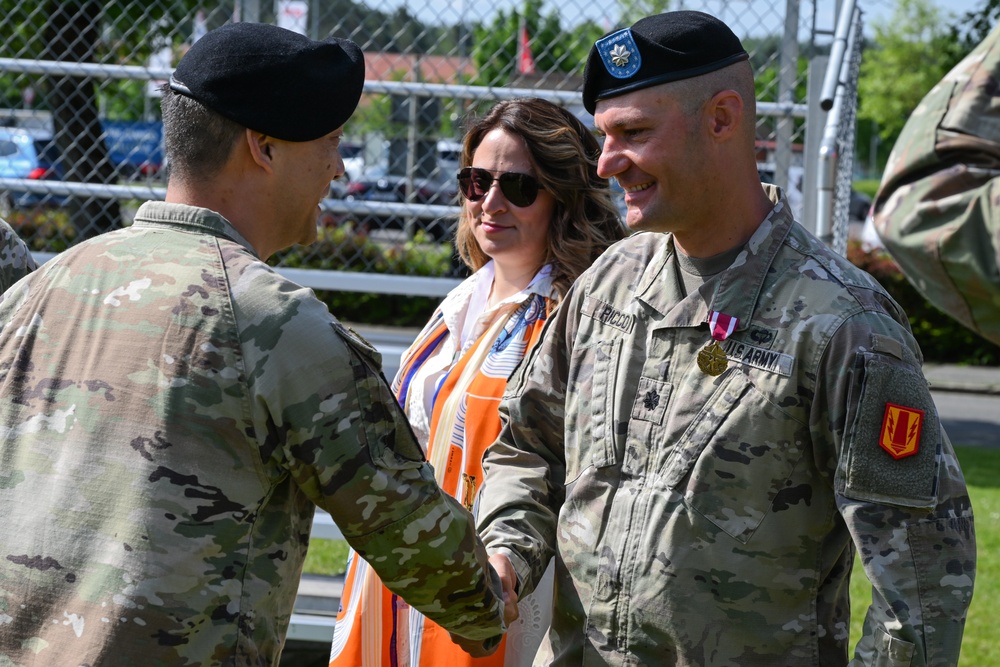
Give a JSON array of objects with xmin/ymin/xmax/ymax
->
[{"xmin": 457, "ymin": 167, "xmax": 542, "ymax": 208}]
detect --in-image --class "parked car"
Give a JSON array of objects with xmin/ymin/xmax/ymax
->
[
  {"xmin": 0, "ymin": 128, "xmax": 67, "ymax": 214},
  {"xmin": 344, "ymin": 166, "xmax": 457, "ymax": 205},
  {"xmin": 338, "ymin": 165, "xmax": 458, "ymax": 241},
  {"xmin": 339, "ymin": 141, "xmax": 365, "ymax": 182},
  {"xmin": 849, "ymin": 189, "xmax": 872, "ymax": 221},
  {"xmin": 436, "ymin": 139, "xmax": 462, "ymax": 178},
  {"xmin": 102, "ymin": 119, "xmax": 164, "ymax": 182}
]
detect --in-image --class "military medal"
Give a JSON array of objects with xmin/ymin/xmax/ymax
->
[
  {"xmin": 697, "ymin": 340, "xmax": 728, "ymax": 375},
  {"xmin": 697, "ymin": 311, "xmax": 739, "ymax": 376}
]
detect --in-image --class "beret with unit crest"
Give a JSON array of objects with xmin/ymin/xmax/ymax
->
[
  {"xmin": 169, "ymin": 22, "xmax": 365, "ymax": 142},
  {"xmin": 583, "ymin": 11, "xmax": 749, "ymax": 114}
]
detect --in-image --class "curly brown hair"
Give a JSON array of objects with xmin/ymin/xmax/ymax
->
[{"xmin": 454, "ymin": 98, "xmax": 627, "ymax": 297}]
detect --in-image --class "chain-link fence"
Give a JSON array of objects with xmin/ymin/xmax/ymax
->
[
  {"xmin": 816, "ymin": 0, "xmax": 863, "ymax": 257},
  {"xmin": 0, "ymin": 0, "xmax": 859, "ymax": 293}
]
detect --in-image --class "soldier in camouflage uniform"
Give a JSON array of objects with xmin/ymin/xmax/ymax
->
[
  {"xmin": 0, "ymin": 22, "xmax": 506, "ymax": 667},
  {"xmin": 0, "ymin": 217, "xmax": 36, "ymax": 292},
  {"xmin": 475, "ymin": 12, "xmax": 976, "ymax": 666},
  {"xmin": 872, "ymin": 23, "xmax": 1000, "ymax": 346}
]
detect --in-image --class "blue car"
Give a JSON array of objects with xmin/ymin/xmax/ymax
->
[{"xmin": 0, "ymin": 128, "xmax": 67, "ymax": 213}]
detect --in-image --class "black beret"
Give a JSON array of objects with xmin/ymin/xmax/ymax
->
[
  {"xmin": 583, "ymin": 11, "xmax": 749, "ymax": 114},
  {"xmin": 169, "ymin": 22, "xmax": 365, "ymax": 142}
]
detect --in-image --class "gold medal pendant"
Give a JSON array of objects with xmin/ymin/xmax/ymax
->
[{"xmin": 697, "ymin": 340, "xmax": 728, "ymax": 376}]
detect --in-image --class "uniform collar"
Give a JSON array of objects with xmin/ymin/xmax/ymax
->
[
  {"xmin": 132, "ymin": 201, "xmax": 258, "ymax": 256},
  {"xmin": 635, "ymin": 185, "xmax": 795, "ymax": 331}
]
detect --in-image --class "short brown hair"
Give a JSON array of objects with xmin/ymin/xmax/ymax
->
[{"xmin": 160, "ymin": 85, "xmax": 243, "ymax": 184}]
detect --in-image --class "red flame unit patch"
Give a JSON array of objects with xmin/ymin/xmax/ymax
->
[{"xmin": 879, "ymin": 402, "xmax": 925, "ymax": 460}]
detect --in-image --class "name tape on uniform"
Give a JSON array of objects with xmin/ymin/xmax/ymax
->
[
  {"xmin": 722, "ymin": 339, "xmax": 794, "ymax": 376},
  {"xmin": 582, "ymin": 296, "xmax": 635, "ymax": 334}
]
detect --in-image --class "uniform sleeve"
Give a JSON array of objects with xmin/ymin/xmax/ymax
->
[
  {"xmin": 0, "ymin": 219, "xmax": 37, "ymax": 294},
  {"xmin": 236, "ymin": 267, "xmax": 505, "ymax": 642},
  {"xmin": 475, "ymin": 284, "xmax": 578, "ymax": 597},
  {"xmin": 872, "ymin": 26, "xmax": 1000, "ymax": 346},
  {"xmin": 811, "ymin": 309, "xmax": 976, "ymax": 667}
]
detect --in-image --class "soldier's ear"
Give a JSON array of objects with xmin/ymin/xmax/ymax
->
[
  {"xmin": 246, "ymin": 130, "xmax": 275, "ymax": 172},
  {"xmin": 706, "ymin": 89, "xmax": 742, "ymax": 141}
]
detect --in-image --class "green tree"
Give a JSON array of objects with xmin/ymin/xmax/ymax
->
[
  {"xmin": 857, "ymin": 0, "xmax": 960, "ymax": 148},
  {"xmin": 617, "ymin": 0, "xmax": 672, "ymax": 27},
  {"xmin": 471, "ymin": 0, "xmax": 543, "ymax": 86},
  {"xmin": 470, "ymin": 0, "xmax": 615, "ymax": 87},
  {"xmin": 949, "ymin": 0, "xmax": 1000, "ymax": 52},
  {"xmin": 569, "ymin": 21, "xmax": 610, "ymax": 69}
]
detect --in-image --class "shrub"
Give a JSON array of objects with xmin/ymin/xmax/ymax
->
[
  {"xmin": 5, "ymin": 207, "xmax": 76, "ymax": 252},
  {"xmin": 269, "ymin": 225, "xmax": 457, "ymax": 327},
  {"xmin": 847, "ymin": 239, "xmax": 1000, "ymax": 366}
]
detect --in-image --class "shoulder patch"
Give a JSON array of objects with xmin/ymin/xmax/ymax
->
[
  {"xmin": 879, "ymin": 402, "xmax": 924, "ymax": 459},
  {"xmin": 843, "ymin": 351, "xmax": 940, "ymax": 508}
]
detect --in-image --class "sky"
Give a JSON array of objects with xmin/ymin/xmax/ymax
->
[{"xmin": 367, "ymin": 0, "xmax": 983, "ymax": 39}]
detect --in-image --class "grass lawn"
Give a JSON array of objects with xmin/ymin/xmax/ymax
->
[
  {"xmin": 850, "ymin": 445, "xmax": 999, "ymax": 666},
  {"xmin": 304, "ymin": 445, "xmax": 998, "ymax": 664},
  {"xmin": 303, "ymin": 534, "xmax": 349, "ymax": 577}
]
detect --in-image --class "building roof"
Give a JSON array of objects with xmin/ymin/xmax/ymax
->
[{"xmin": 363, "ymin": 52, "xmax": 475, "ymax": 83}]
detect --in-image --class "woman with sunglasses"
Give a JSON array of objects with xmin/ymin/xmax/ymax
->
[{"xmin": 329, "ymin": 97, "xmax": 626, "ymax": 667}]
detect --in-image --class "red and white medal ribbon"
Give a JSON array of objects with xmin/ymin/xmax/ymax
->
[
  {"xmin": 708, "ymin": 310, "xmax": 739, "ymax": 341},
  {"xmin": 697, "ymin": 311, "xmax": 739, "ymax": 376}
]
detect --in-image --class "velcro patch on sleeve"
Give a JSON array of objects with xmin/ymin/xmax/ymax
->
[{"xmin": 843, "ymin": 352, "xmax": 940, "ymax": 508}]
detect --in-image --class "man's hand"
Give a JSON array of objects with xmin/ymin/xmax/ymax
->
[
  {"xmin": 449, "ymin": 555, "xmax": 521, "ymax": 657},
  {"xmin": 489, "ymin": 553, "xmax": 520, "ymax": 625}
]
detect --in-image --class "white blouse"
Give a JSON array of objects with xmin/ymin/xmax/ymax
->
[{"xmin": 395, "ymin": 261, "xmax": 554, "ymax": 451}]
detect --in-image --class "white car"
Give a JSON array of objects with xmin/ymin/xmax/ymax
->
[
  {"xmin": 437, "ymin": 139, "xmax": 462, "ymax": 178},
  {"xmin": 340, "ymin": 142, "xmax": 365, "ymax": 182}
]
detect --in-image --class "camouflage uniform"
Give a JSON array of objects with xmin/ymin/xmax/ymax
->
[
  {"xmin": 476, "ymin": 188, "xmax": 975, "ymax": 666},
  {"xmin": 0, "ymin": 218, "xmax": 36, "ymax": 293},
  {"xmin": 0, "ymin": 201, "xmax": 505, "ymax": 666},
  {"xmin": 873, "ymin": 23, "xmax": 1000, "ymax": 346}
]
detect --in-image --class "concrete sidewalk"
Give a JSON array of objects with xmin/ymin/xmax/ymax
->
[{"xmin": 923, "ymin": 363, "xmax": 1000, "ymax": 395}]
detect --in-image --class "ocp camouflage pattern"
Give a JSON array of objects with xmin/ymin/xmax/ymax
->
[
  {"xmin": 873, "ymin": 23, "xmax": 1000, "ymax": 346},
  {"xmin": 0, "ymin": 218, "xmax": 36, "ymax": 293},
  {"xmin": 0, "ymin": 201, "xmax": 504, "ymax": 666},
  {"xmin": 476, "ymin": 187, "xmax": 975, "ymax": 666}
]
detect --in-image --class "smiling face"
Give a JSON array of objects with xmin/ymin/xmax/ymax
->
[
  {"xmin": 272, "ymin": 127, "xmax": 346, "ymax": 248},
  {"xmin": 466, "ymin": 128, "xmax": 556, "ymax": 276},
  {"xmin": 594, "ymin": 84, "xmax": 712, "ymax": 235}
]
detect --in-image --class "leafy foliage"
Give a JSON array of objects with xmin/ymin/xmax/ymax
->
[
  {"xmin": 269, "ymin": 225, "xmax": 454, "ymax": 327},
  {"xmin": 857, "ymin": 0, "xmax": 962, "ymax": 145},
  {"xmin": 949, "ymin": 0, "xmax": 1000, "ymax": 51},
  {"xmin": 470, "ymin": 0, "xmax": 608, "ymax": 87},
  {"xmin": 4, "ymin": 207, "xmax": 76, "ymax": 253},
  {"xmin": 847, "ymin": 239, "xmax": 1000, "ymax": 366},
  {"xmin": 617, "ymin": 0, "xmax": 673, "ymax": 27}
]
